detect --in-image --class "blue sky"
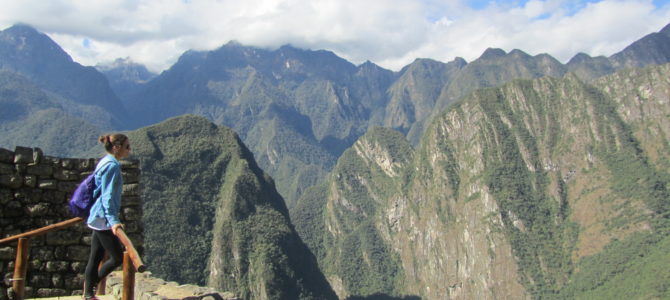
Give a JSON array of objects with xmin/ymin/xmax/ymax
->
[{"xmin": 0, "ymin": 0, "xmax": 668, "ymax": 72}]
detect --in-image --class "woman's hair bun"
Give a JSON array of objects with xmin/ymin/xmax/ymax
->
[
  {"xmin": 99, "ymin": 135, "xmax": 110, "ymax": 145},
  {"xmin": 99, "ymin": 133, "xmax": 128, "ymax": 154}
]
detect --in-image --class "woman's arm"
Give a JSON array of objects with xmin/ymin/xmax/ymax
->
[{"xmin": 99, "ymin": 164, "xmax": 123, "ymax": 227}]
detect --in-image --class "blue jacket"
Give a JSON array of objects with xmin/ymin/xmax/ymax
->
[{"xmin": 87, "ymin": 154, "xmax": 123, "ymax": 230}]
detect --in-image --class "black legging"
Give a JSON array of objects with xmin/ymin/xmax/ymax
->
[{"xmin": 84, "ymin": 229, "xmax": 124, "ymax": 297}]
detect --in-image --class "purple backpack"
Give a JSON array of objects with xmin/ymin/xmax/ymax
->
[
  {"xmin": 68, "ymin": 173, "xmax": 98, "ymax": 217},
  {"xmin": 68, "ymin": 162, "xmax": 108, "ymax": 217}
]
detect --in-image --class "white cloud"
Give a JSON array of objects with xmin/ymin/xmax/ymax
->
[
  {"xmin": 0, "ymin": 0, "xmax": 668, "ymax": 72},
  {"xmin": 376, "ymin": 0, "xmax": 670, "ymax": 70}
]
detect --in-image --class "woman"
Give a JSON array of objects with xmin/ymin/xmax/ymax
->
[{"xmin": 83, "ymin": 133, "xmax": 130, "ymax": 300}]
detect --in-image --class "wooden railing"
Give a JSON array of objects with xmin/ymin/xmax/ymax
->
[{"xmin": 0, "ymin": 217, "xmax": 145, "ymax": 300}]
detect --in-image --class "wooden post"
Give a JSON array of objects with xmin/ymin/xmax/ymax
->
[
  {"xmin": 114, "ymin": 229, "xmax": 146, "ymax": 273},
  {"xmin": 122, "ymin": 252, "xmax": 135, "ymax": 300},
  {"xmin": 12, "ymin": 238, "xmax": 30, "ymax": 300}
]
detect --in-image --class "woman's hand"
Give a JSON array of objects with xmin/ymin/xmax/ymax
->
[{"xmin": 112, "ymin": 223, "xmax": 125, "ymax": 235}]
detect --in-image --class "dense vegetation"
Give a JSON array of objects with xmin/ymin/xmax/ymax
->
[
  {"xmin": 0, "ymin": 71, "xmax": 100, "ymax": 156},
  {"xmin": 552, "ymin": 233, "xmax": 670, "ymax": 299},
  {"xmin": 475, "ymin": 84, "xmax": 577, "ymax": 296},
  {"xmin": 294, "ymin": 128, "xmax": 413, "ymax": 298},
  {"xmin": 116, "ymin": 115, "xmax": 336, "ymax": 299}
]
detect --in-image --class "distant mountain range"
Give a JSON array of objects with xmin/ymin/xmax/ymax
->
[
  {"xmin": 1, "ymin": 22, "xmax": 670, "ymax": 299},
  {"xmin": 96, "ymin": 57, "xmax": 156, "ymax": 108},
  {"xmin": 2, "ymin": 23, "xmax": 669, "ymax": 209}
]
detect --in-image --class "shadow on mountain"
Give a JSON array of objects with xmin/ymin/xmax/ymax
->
[{"xmin": 346, "ymin": 294, "xmax": 422, "ymax": 300}]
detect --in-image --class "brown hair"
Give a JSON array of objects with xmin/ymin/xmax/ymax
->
[{"xmin": 99, "ymin": 133, "xmax": 129, "ymax": 153}]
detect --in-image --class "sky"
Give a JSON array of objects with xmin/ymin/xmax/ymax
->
[{"xmin": 0, "ymin": 0, "xmax": 669, "ymax": 73}]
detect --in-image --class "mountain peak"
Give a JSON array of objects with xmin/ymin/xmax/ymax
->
[
  {"xmin": 661, "ymin": 22, "xmax": 670, "ymax": 35},
  {"xmin": 509, "ymin": 49, "xmax": 531, "ymax": 58},
  {"xmin": 413, "ymin": 57, "xmax": 443, "ymax": 66},
  {"xmin": 452, "ymin": 56, "xmax": 468, "ymax": 67},
  {"xmin": 214, "ymin": 40, "xmax": 249, "ymax": 53},
  {"xmin": 0, "ymin": 23, "xmax": 71, "ymax": 62},
  {"xmin": 96, "ymin": 57, "xmax": 156, "ymax": 85},
  {"xmin": 357, "ymin": 60, "xmax": 387, "ymax": 72},
  {"xmin": 359, "ymin": 60, "xmax": 376, "ymax": 67},
  {"xmin": 279, "ymin": 44, "xmax": 299, "ymax": 51},
  {"xmin": 97, "ymin": 57, "xmax": 139, "ymax": 69},
  {"xmin": 224, "ymin": 40, "xmax": 242, "ymax": 46},
  {"xmin": 3, "ymin": 23, "xmax": 40, "ymax": 36},
  {"xmin": 479, "ymin": 48, "xmax": 507, "ymax": 60},
  {"xmin": 567, "ymin": 52, "xmax": 592, "ymax": 64},
  {"xmin": 278, "ymin": 44, "xmax": 340, "ymax": 60}
]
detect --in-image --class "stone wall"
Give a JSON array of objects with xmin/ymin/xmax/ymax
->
[{"xmin": 0, "ymin": 146, "xmax": 143, "ymax": 300}]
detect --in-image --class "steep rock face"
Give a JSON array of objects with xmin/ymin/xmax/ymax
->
[
  {"xmin": 295, "ymin": 64, "xmax": 670, "ymax": 299},
  {"xmin": 410, "ymin": 74, "xmax": 656, "ymax": 297},
  {"xmin": 382, "ymin": 58, "xmax": 466, "ymax": 135},
  {"xmin": 295, "ymin": 127, "xmax": 414, "ymax": 298},
  {"xmin": 126, "ymin": 115, "xmax": 336, "ymax": 300},
  {"xmin": 419, "ymin": 68, "xmax": 667, "ymax": 296},
  {"xmin": 593, "ymin": 63, "xmax": 670, "ymax": 172}
]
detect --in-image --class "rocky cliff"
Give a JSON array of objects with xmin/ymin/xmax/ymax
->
[{"xmin": 294, "ymin": 63, "xmax": 670, "ymax": 299}]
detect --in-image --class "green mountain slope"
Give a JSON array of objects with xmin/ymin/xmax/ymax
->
[
  {"xmin": 294, "ymin": 127, "xmax": 413, "ymax": 298},
  {"xmin": 124, "ymin": 115, "xmax": 336, "ymax": 300},
  {"xmin": 0, "ymin": 70, "xmax": 100, "ymax": 156},
  {"xmin": 294, "ymin": 63, "xmax": 670, "ymax": 299}
]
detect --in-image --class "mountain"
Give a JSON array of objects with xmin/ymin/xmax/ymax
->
[
  {"xmin": 565, "ymin": 53, "xmax": 615, "ymax": 79},
  {"xmin": 114, "ymin": 115, "xmax": 337, "ymax": 300},
  {"xmin": 126, "ymin": 42, "xmax": 397, "ymax": 208},
  {"xmin": 381, "ymin": 58, "xmax": 466, "ymax": 136},
  {"xmin": 293, "ymin": 63, "xmax": 670, "ymax": 299},
  {"xmin": 96, "ymin": 57, "xmax": 156, "ymax": 108},
  {"xmin": 0, "ymin": 24, "xmax": 127, "ymax": 129}
]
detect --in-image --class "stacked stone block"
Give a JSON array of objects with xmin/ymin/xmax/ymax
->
[{"xmin": 0, "ymin": 147, "xmax": 143, "ymax": 300}]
